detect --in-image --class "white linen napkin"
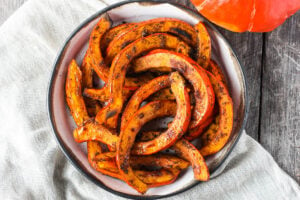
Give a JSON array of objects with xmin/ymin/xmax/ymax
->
[{"xmin": 0, "ymin": 0, "xmax": 299, "ymax": 199}]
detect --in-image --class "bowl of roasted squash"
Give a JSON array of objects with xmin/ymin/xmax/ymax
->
[{"xmin": 48, "ymin": 0, "xmax": 248, "ymax": 198}]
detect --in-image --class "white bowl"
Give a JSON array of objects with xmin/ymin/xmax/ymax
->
[{"xmin": 48, "ymin": 1, "xmax": 248, "ymax": 198}]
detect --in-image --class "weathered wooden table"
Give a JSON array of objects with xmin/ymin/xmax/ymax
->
[{"xmin": 1, "ymin": 0, "xmax": 299, "ymax": 184}]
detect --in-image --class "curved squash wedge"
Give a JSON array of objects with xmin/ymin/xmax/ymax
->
[
  {"xmin": 81, "ymin": 50, "xmax": 101, "ymax": 116},
  {"xmin": 200, "ymin": 72, "xmax": 233, "ymax": 156},
  {"xmin": 206, "ymin": 60, "xmax": 227, "ymax": 85},
  {"xmin": 65, "ymin": 59, "xmax": 89, "ymax": 126},
  {"xmin": 185, "ymin": 116, "xmax": 214, "ymax": 141},
  {"xmin": 83, "ymin": 86, "xmax": 133, "ymax": 103},
  {"xmin": 121, "ymin": 75, "xmax": 171, "ymax": 130},
  {"xmin": 73, "ymin": 120, "xmax": 118, "ymax": 151},
  {"xmin": 89, "ymin": 14, "xmax": 112, "ymax": 82},
  {"xmin": 172, "ymin": 139, "xmax": 209, "ymax": 181},
  {"xmin": 132, "ymin": 49, "xmax": 215, "ymax": 129},
  {"xmin": 194, "ymin": 22, "xmax": 211, "ymax": 68},
  {"xmin": 131, "ymin": 72, "xmax": 191, "ymax": 155},
  {"xmin": 101, "ymin": 23, "xmax": 134, "ymax": 55}
]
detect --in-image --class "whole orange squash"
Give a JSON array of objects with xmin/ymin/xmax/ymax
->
[{"xmin": 191, "ymin": 0, "xmax": 300, "ymax": 32}]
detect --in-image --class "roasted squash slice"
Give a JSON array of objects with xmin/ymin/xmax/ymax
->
[
  {"xmin": 200, "ymin": 72, "xmax": 233, "ymax": 156},
  {"xmin": 172, "ymin": 139, "xmax": 209, "ymax": 181},
  {"xmin": 132, "ymin": 49, "xmax": 215, "ymax": 129},
  {"xmin": 194, "ymin": 22, "xmax": 211, "ymax": 68},
  {"xmin": 131, "ymin": 72, "xmax": 191, "ymax": 155},
  {"xmin": 65, "ymin": 59, "xmax": 89, "ymax": 126},
  {"xmin": 73, "ymin": 119, "xmax": 118, "ymax": 151}
]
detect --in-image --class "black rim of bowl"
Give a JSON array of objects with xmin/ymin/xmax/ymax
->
[{"xmin": 47, "ymin": 0, "xmax": 249, "ymax": 199}]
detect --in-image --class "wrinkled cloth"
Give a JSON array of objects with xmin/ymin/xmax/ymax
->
[{"xmin": 0, "ymin": 0, "xmax": 299, "ymax": 199}]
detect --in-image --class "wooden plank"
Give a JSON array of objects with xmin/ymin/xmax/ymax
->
[
  {"xmin": 0, "ymin": 0, "xmax": 27, "ymax": 25},
  {"xmin": 260, "ymin": 12, "xmax": 300, "ymax": 184},
  {"xmin": 218, "ymin": 30, "xmax": 263, "ymax": 140},
  {"xmin": 169, "ymin": 0, "xmax": 263, "ymax": 140}
]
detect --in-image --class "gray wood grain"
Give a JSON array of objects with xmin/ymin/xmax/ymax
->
[
  {"xmin": 260, "ymin": 11, "xmax": 300, "ymax": 183},
  {"xmin": 0, "ymin": 0, "xmax": 26, "ymax": 25},
  {"xmin": 218, "ymin": 30, "xmax": 263, "ymax": 140}
]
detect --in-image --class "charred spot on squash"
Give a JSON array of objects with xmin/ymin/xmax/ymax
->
[{"xmin": 170, "ymin": 27, "xmax": 192, "ymax": 41}]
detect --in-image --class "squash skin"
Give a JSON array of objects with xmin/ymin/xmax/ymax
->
[
  {"xmin": 172, "ymin": 139, "xmax": 209, "ymax": 181},
  {"xmin": 132, "ymin": 49, "xmax": 215, "ymax": 129},
  {"xmin": 88, "ymin": 14, "xmax": 112, "ymax": 82}
]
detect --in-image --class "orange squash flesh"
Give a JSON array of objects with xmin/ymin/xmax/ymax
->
[
  {"xmin": 95, "ymin": 33, "xmax": 191, "ymax": 127},
  {"xmin": 206, "ymin": 60, "xmax": 227, "ymax": 85},
  {"xmin": 132, "ymin": 72, "xmax": 191, "ymax": 155},
  {"xmin": 94, "ymin": 152, "xmax": 189, "ymax": 170},
  {"xmin": 132, "ymin": 49, "xmax": 215, "ymax": 129},
  {"xmin": 148, "ymin": 88, "xmax": 176, "ymax": 101},
  {"xmin": 83, "ymin": 85, "xmax": 175, "ymax": 104},
  {"xmin": 65, "ymin": 59, "xmax": 89, "ymax": 126},
  {"xmin": 101, "ymin": 23, "xmax": 134, "ymax": 55},
  {"xmin": 87, "ymin": 140, "xmax": 111, "ymax": 178},
  {"xmin": 138, "ymin": 131, "xmax": 162, "ymax": 142},
  {"xmin": 194, "ymin": 22, "xmax": 211, "ymax": 68},
  {"xmin": 87, "ymin": 140, "xmax": 103, "ymax": 162},
  {"xmin": 105, "ymin": 17, "xmax": 197, "ymax": 64},
  {"xmin": 81, "ymin": 50, "xmax": 93, "ymax": 89},
  {"xmin": 73, "ymin": 120, "xmax": 118, "ymax": 151},
  {"xmin": 81, "ymin": 50, "xmax": 102, "ymax": 117},
  {"xmin": 121, "ymin": 75, "xmax": 171, "ymax": 130},
  {"xmin": 172, "ymin": 139, "xmax": 209, "ymax": 181},
  {"xmin": 185, "ymin": 59, "xmax": 227, "ymax": 140},
  {"xmin": 117, "ymin": 100, "xmax": 176, "ymax": 193},
  {"xmin": 83, "ymin": 86, "xmax": 133, "ymax": 103},
  {"xmin": 138, "ymin": 116, "xmax": 213, "ymax": 142},
  {"xmin": 200, "ymin": 72, "xmax": 233, "ymax": 156},
  {"xmin": 130, "ymin": 154, "xmax": 189, "ymax": 170}
]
